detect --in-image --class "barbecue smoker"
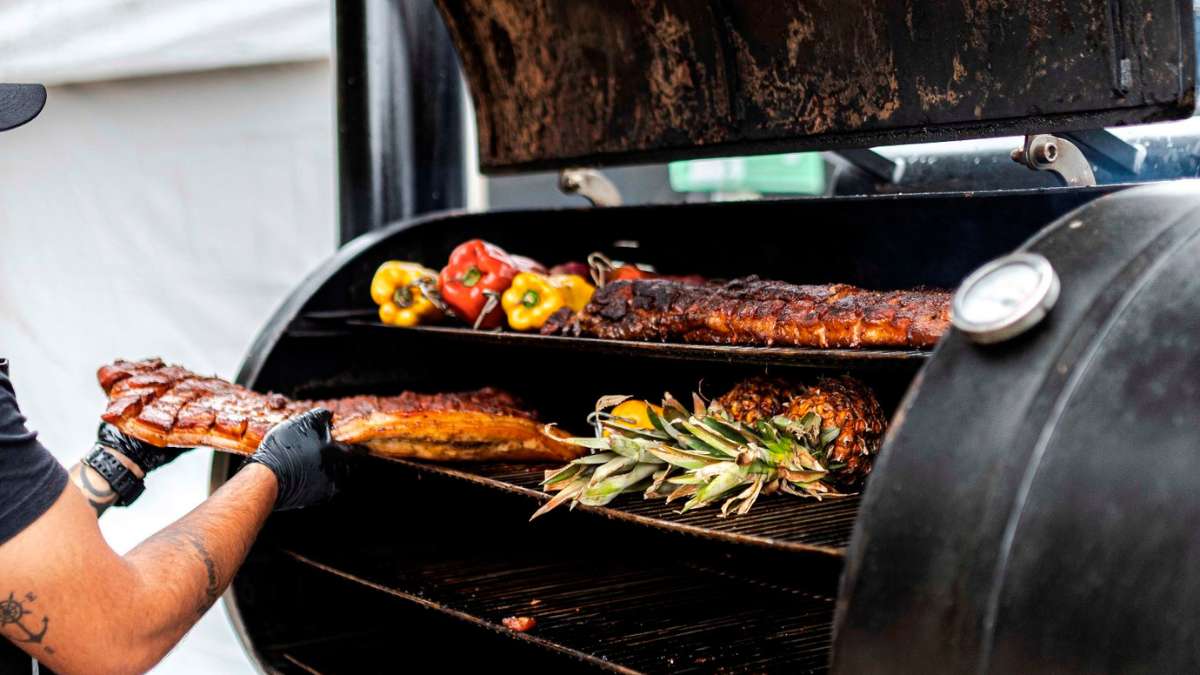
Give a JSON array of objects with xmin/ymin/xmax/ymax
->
[{"xmin": 213, "ymin": 2, "xmax": 1200, "ymax": 673}]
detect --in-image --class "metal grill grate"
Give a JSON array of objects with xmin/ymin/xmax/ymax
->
[
  {"xmin": 297, "ymin": 310, "xmax": 931, "ymax": 370},
  {"xmin": 374, "ymin": 456, "xmax": 854, "ymax": 552},
  {"xmin": 366, "ymin": 456, "xmax": 858, "ymax": 556},
  {"xmin": 283, "ymin": 547, "xmax": 836, "ymax": 674}
]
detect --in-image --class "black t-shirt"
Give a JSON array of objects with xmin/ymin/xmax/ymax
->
[
  {"xmin": 0, "ymin": 360, "xmax": 68, "ymax": 545},
  {"xmin": 0, "ymin": 359, "xmax": 68, "ymax": 675}
]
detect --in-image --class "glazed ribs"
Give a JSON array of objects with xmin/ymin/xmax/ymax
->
[
  {"xmin": 547, "ymin": 277, "xmax": 951, "ymax": 349},
  {"xmin": 98, "ymin": 358, "xmax": 579, "ymax": 461}
]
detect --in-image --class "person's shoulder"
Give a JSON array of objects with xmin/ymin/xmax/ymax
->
[{"xmin": 0, "ymin": 361, "xmax": 33, "ymax": 441}]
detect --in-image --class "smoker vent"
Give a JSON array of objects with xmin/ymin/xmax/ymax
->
[
  {"xmin": 281, "ymin": 547, "xmax": 835, "ymax": 674},
  {"xmin": 369, "ymin": 456, "xmax": 858, "ymax": 555}
]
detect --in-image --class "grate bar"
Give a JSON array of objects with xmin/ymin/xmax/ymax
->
[
  {"xmin": 370, "ymin": 456, "xmax": 859, "ymax": 556},
  {"xmin": 298, "ymin": 310, "xmax": 930, "ymax": 370},
  {"xmin": 283, "ymin": 547, "xmax": 835, "ymax": 674}
]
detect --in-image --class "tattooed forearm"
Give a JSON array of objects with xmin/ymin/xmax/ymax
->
[
  {"xmin": 144, "ymin": 527, "xmax": 222, "ymax": 616},
  {"xmin": 194, "ymin": 537, "xmax": 220, "ymax": 617},
  {"xmin": 69, "ymin": 463, "xmax": 118, "ymax": 518},
  {"xmin": 0, "ymin": 592, "xmax": 54, "ymax": 654}
]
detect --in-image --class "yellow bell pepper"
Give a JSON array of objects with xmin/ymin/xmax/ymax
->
[
  {"xmin": 370, "ymin": 261, "xmax": 441, "ymax": 327},
  {"xmin": 608, "ymin": 400, "xmax": 664, "ymax": 431},
  {"xmin": 550, "ymin": 273, "xmax": 595, "ymax": 312},
  {"xmin": 502, "ymin": 272, "xmax": 567, "ymax": 331}
]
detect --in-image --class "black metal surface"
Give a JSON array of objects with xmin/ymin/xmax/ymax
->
[
  {"xmin": 435, "ymin": 0, "xmax": 1195, "ymax": 173},
  {"xmin": 396, "ymin": 0, "xmax": 468, "ymax": 215},
  {"xmin": 834, "ymin": 180, "xmax": 1200, "ymax": 674},
  {"xmin": 282, "ymin": 545, "xmax": 836, "ymax": 674},
  {"xmin": 334, "ymin": 0, "xmax": 466, "ymax": 243},
  {"xmin": 273, "ymin": 618, "xmax": 578, "ymax": 675},
  {"xmin": 371, "ymin": 457, "xmax": 859, "ymax": 556},
  {"xmin": 832, "ymin": 149, "xmax": 902, "ymax": 184}
]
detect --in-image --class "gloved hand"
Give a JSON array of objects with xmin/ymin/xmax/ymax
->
[
  {"xmin": 247, "ymin": 408, "xmax": 344, "ymax": 511},
  {"xmin": 96, "ymin": 422, "xmax": 191, "ymax": 474}
]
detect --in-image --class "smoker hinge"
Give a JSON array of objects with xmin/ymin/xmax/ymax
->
[
  {"xmin": 1010, "ymin": 134, "xmax": 1097, "ymax": 187},
  {"xmin": 559, "ymin": 168, "xmax": 623, "ymax": 207},
  {"xmin": 1060, "ymin": 129, "xmax": 1145, "ymax": 177}
]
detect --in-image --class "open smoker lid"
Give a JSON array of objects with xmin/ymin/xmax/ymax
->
[{"xmin": 434, "ymin": 0, "xmax": 1196, "ymax": 174}]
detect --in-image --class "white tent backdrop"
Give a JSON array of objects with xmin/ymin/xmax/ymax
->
[
  {"xmin": 0, "ymin": 1, "xmax": 335, "ymax": 672},
  {"xmin": 0, "ymin": 0, "xmax": 330, "ymax": 85}
]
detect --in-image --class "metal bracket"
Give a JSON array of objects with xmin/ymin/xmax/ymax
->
[
  {"xmin": 832, "ymin": 148, "xmax": 905, "ymax": 183},
  {"xmin": 1010, "ymin": 134, "xmax": 1096, "ymax": 187},
  {"xmin": 559, "ymin": 168, "xmax": 623, "ymax": 207}
]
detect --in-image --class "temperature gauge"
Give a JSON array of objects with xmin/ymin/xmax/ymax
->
[{"xmin": 952, "ymin": 252, "xmax": 1060, "ymax": 344}]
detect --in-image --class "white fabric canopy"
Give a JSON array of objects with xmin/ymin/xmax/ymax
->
[
  {"xmin": 0, "ymin": 0, "xmax": 330, "ymax": 85},
  {"xmin": 0, "ymin": 59, "xmax": 336, "ymax": 674},
  {"xmin": 0, "ymin": 2, "xmax": 337, "ymax": 668}
]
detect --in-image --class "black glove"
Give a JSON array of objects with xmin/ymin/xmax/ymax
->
[
  {"xmin": 247, "ymin": 408, "xmax": 343, "ymax": 511},
  {"xmin": 96, "ymin": 423, "xmax": 191, "ymax": 474}
]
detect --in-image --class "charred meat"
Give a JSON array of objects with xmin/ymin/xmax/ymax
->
[
  {"xmin": 546, "ymin": 276, "xmax": 951, "ymax": 349},
  {"xmin": 98, "ymin": 358, "xmax": 579, "ymax": 461}
]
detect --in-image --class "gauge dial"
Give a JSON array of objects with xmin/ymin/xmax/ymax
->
[{"xmin": 952, "ymin": 252, "xmax": 1059, "ymax": 344}]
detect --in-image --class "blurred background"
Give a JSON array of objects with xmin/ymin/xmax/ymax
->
[{"xmin": 0, "ymin": 0, "xmax": 335, "ymax": 672}]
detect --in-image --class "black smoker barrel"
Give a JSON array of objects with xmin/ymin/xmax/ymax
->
[
  {"xmin": 835, "ymin": 181, "xmax": 1200, "ymax": 674},
  {"xmin": 212, "ymin": 0, "xmax": 1200, "ymax": 671}
]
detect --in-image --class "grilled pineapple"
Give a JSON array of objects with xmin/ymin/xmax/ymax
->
[
  {"xmin": 718, "ymin": 376, "xmax": 884, "ymax": 485},
  {"xmin": 535, "ymin": 374, "xmax": 885, "ymax": 518}
]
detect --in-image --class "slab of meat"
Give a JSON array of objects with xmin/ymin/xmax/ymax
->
[
  {"xmin": 97, "ymin": 358, "xmax": 579, "ymax": 461},
  {"xmin": 544, "ymin": 277, "xmax": 951, "ymax": 349}
]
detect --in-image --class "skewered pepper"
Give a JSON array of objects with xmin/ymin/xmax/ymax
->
[
  {"xmin": 370, "ymin": 261, "xmax": 441, "ymax": 327},
  {"xmin": 550, "ymin": 273, "xmax": 595, "ymax": 312},
  {"xmin": 439, "ymin": 239, "xmax": 519, "ymax": 329},
  {"xmin": 610, "ymin": 264, "xmax": 653, "ymax": 282},
  {"xmin": 502, "ymin": 273, "xmax": 568, "ymax": 331}
]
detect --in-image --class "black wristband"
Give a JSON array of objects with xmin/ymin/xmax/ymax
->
[
  {"xmin": 96, "ymin": 423, "xmax": 182, "ymax": 474},
  {"xmin": 84, "ymin": 445, "xmax": 145, "ymax": 506}
]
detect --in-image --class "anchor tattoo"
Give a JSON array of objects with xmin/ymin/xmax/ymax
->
[{"xmin": 0, "ymin": 591, "xmax": 49, "ymax": 645}]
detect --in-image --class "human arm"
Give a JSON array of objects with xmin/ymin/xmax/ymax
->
[
  {"xmin": 0, "ymin": 409, "xmax": 341, "ymax": 675},
  {"xmin": 0, "ymin": 461, "xmax": 276, "ymax": 675},
  {"xmin": 67, "ymin": 423, "xmax": 192, "ymax": 518},
  {"xmin": 68, "ymin": 461, "xmax": 121, "ymax": 517}
]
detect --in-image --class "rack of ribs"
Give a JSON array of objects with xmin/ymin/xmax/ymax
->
[
  {"xmin": 544, "ymin": 277, "xmax": 951, "ymax": 349},
  {"xmin": 97, "ymin": 358, "xmax": 579, "ymax": 461}
]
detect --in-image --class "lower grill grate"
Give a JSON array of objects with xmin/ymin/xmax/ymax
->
[
  {"xmin": 283, "ymin": 546, "xmax": 836, "ymax": 674},
  {"xmin": 372, "ymin": 456, "xmax": 859, "ymax": 555}
]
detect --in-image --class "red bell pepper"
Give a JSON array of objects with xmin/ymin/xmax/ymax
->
[
  {"xmin": 610, "ymin": 264, "xmax": 653, "ymax": 282},
  {"xmin": 439, "ymin": 239, "xmax": 519, "ymax": 329}
]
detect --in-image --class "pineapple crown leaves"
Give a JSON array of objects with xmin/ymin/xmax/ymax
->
[{"xmin": 533, "ymin": 389, "xmax": 845, "ymax": 520}]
